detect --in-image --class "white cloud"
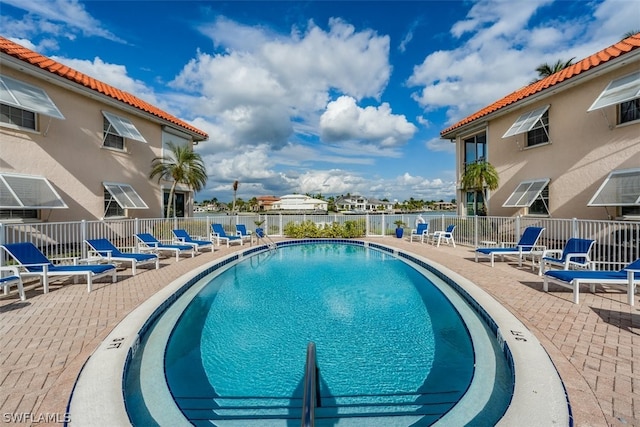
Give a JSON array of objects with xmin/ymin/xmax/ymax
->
[
  {"xmin": 1, "ymin": 0, "xmax": 125, "ymax": 43},
  {"xmin": 49, "ymin": 56, "xmax": 159, "ymax": 105},
  {"xmin": 407, "ymin": 0, "xmax": 639, "ymax": 127},
  {"xmin": 319, "ymin": 96, "xmax": 417, "ymax": 147}
]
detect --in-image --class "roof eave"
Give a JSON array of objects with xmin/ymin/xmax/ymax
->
[
  {"xmin": 440, "ymin": 48, "xmax": 640, "ymax": 140},
  {"xmin": 0, "ymin": 52, "xmax": 208, "ymax": 142}
]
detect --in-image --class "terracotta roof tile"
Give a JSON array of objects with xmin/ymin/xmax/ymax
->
[
  {"xmin": 0, "ymin": 35, "xmax": 208, "ymax": 140},
  {"xmin": 441, "ymin": 33, "xmax": 640, "ymax": 136}
]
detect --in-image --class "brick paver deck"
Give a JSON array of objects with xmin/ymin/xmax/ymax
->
[{"xmin": 0, "ymin": 238, "xmax": 637, "ymax": 426}]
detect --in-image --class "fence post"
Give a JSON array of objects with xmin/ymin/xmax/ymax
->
[
  {"xmin": 474, "ymin": 214, "xmax": 479, "ymax": 247},
  {"xmin": 0, "ymin": 223, "xmax": 4, "ymax": 267},
  {"xmin": 365, "ymin": 213, "xmax": 370, "ymax": 237},
  {"xmin": 516, "ymin": 215, "xmax": 521, "ymax": 240},
  {"xmin": 572, "ymin": 218, "xmax": 578, "ymax": 238},
  {"xmin": 134, "ymin": 218, "xmax": 140, "ymax": 251},
  {"xmin": 81, "ymin": 220, "xmax": 87, "ymax": 259},
  {"xmin": 382, "ymin": 214, "xmax": 386, "ymax": 238}
]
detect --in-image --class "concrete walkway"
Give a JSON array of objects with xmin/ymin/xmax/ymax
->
[{"xmin": 0, "ymin": 238, "xmax": 637, "ymax": 426}]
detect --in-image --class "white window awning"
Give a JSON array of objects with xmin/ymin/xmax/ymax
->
[
  {"xmin": 588, "ymin": 71, "xmax": 640, "ymax": 112},
  {"xmin": 588, "ymin": 168, "xmax": 640, "ymax": 206},
  {"xmin": 0, "ymin": 173, "xmax": 67, "ymax": 209},
  {"xmin": 0, "ymin": 74, "xmax": 65, "ymax": 119},
  {"xmin": 102, "ymin": 111, "xmax": 147, "ymax": 143},
  {"xmin": 502, "ymin": 105, "xmax": 550, "ymax": 138},
  {"xmin": 503, "ymin": 178, "xmax": 550, "ymax": 207},
  {"xmin": 104, "ymin": 182, "xmax": 148, "ymax": 209}
]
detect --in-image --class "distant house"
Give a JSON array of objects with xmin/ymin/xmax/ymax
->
[
  {"xmin": 441, "ymin": 33, "xmax": 640, "ymax": 220},
  {"xmin": 257, "ymin": 195, "xmax": 280, "ymax": 212},
  {"xmin": 271, "ymin": 194, "xmax": 328, "ymax": 212},
  {"xmin": 0, "ymin": 36, "xmax": 208, "ymax": 223},
  {"xmin": 334, "ymin": 195, "xmax": 393, "ymax": 212}
]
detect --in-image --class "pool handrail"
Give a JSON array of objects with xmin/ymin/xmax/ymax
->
[{"xmin": 301, "ymin": 341, "xmax": 320, "ymax": 427}]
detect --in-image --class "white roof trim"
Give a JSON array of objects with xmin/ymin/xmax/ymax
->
[
  {"xmin": 587, "ymin": 70, "xmax": 640, "ymax": 112},
  {"xmin": 102, "ymin": 111, "xmax": 147, "ymax": 143},
  {"xmin": 502, "ymin": 105, "xmax": 549, "ymax": 138},
  {"xmin": 588, "ymin": 168, "xmax": 640, "ymax": 206},
  {"xmin": 0, "ymin": 173, "xmax": 67, "ymax": 209},
  {"xmin": 0, "ymin": 74, "xmax": 65, "ymax": 119},
  {"xmin": 103, "ymin": 182, "xmax": 149, "ymax": 209},
  {"xmin": 503, "ymin": 178, "xmax": 550, "ymax": 208}
]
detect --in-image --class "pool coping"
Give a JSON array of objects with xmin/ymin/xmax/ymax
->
[{"xmin": 67, "ymin": 239, "xmax": 571, "ymax": 426}]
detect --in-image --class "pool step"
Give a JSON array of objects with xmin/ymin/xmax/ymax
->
[{"xmin": 176, "ymin": 390, "xmax": 461, "ymax": 425}]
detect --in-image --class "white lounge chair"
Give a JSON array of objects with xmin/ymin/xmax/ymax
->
[
  {"xmin": 134, "ymin": 233, "xmax": 195, "ymax": 261},
  {"xmin": 1, "ymin": 242, "xmax": 117, "ymax": 293},
  {"xmin": 543, "ymin": 259, "xmax": 639, "ymax": 305},
  {"xmin": 85, "ymin": 238, "xmax": 159, "ymax": 275},
  {"xmin": 538, "ymin": 238, "xmax": 595, "ymax": 276},
  {"xmin": 431, "ymin": 224, "xmax": 456, "ymax": 247},
  {"xmin": 409, "ymin": 223, "xmax": 429, "ymax": 243},
  {"xmin": 235, "ymin": 224, "xmax": 253, "ymax": 243},
  {"xmin": 475, "ymin": 226, "xmax": 545, "ymax": 267},
  {"xmin": 172, "ymin": 229, "xmax": 214, "ymax": 253},
  {"xmin": 210, "ymin": 224, "xmax": 243, "ymax": 247},
  {"xmin": 0, "ymin": 266, "xmax": 26, "ymax": 300}
]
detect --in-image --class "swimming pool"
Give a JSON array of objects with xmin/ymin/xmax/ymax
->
[{"xmin": 68, "ymin": 240, "xmax": 571, "ymax": 426}]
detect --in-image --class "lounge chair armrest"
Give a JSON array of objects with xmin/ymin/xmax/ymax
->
[
  {"xmin": 49, "ymin": 256, "xmax": 80, "ymax": 265},
  {"xmin": 0, "ymin": 266, "xmax": 21, "ymax": 276},
  {"xmin": 500, "ymin": 241, "xmax": 517, "ymax": 247},
  {"xmin": 541, "ymin": 249, "xmax": 563, "ymax": 258},
  {"xmin": 88, "ymin": 249, "xmax": 112, "ymax": 259},
  {"xmin": 565, "ymin": 253, "xmax": 591, "ymax": 263}
]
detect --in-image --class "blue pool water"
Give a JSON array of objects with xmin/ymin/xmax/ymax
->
[{"xmin": 125, "ymin": 242, "xmax": 512, "ymax": 426}]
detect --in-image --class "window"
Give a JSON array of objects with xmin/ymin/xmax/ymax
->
[
  {"xmin": 526, "ymin": 110, "xmax": 549, "ymax": 146},
  {"xmin": 0, "ymin": 173, "xmax": 67, "ymax": 219},
  {"xmin": 464, "ymin": 133, "xmax": 486, "ymax": 166},
  {"xmin": 164, "ymin": 191, "xmax": 185, "ymax": 217},
  {"xmin": 502, "ymin": 105, "xmax": 551, "ymax": 147},
  {"xmin": 1, "ymin": 103, "xmax": 36, "ymax": 130},
  {"xmin": 103, "ymin": 116, "xmax": 124, "ymax": 150},
  {"xmin": 104, "ymin": 188, "xmax": 124, "ymax": 217},
  {"xmin": 0, "ymin": 74, "xmax": 65, "ymax": 119},
  {"xmin": 103, "ymin": 182, "xmax": 148, "ymax": 218},
  {"xmin": 588, "ymin": 71, "xmax": 640, "ymax": 114},
  {"xmin": 619, "ymin": 98, "xmax": 640, "ymax": 124},
  {"xmin": 466, "ymin": 191, "xmax": 485, "ymax": 216},
  {"xmin": 102, "ymin": 111, "xmax": 147, "ymax": 150},
  {"xmin": 588, "ymin": 168, "xmax": 640, "ymax": 209},
  {"xmin": 503, "ymin": 178, "xmax": 550, "ymax": 215}
]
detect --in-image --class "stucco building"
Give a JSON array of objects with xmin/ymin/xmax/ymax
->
[
  {"xmin": 441, "ymin": 33, "xmax": 640, "ymax": 220},
  {"xmin": 0, "ymin": 36, "xmax": 208, "ymax": 223}
]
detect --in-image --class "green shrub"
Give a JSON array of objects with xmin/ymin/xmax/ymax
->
[{"xmin": 283, "ymin": 220, "xmax": 364, "ymax": 238}]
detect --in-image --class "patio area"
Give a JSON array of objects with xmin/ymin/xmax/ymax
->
[{"xmin": 0, "ymin": 237, "xmax": 637, "ymax": 426}]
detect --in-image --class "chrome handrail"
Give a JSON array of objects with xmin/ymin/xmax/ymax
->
[{"xmin": 301, "ymin": 341, "xmax": 319, "ymax": 427}]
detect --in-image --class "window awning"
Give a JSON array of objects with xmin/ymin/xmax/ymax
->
[
  {"xmin": 502, "ymin": 105, "xmax": 550, "ymax": 138},
  {"xmin": 588, "ymin": 168, "xmax": 640, "ymax": 206},
  {"xmin": 503, "ymin": 178, "xmax": 550, "ymax": 207},
  {"xmin": 104, "ymin": 182, "xmax": 148, "ymax": 209},
  {"xmin": 588, "ymin": 71, "xmax": 640, "ymax": 112},
  {"xmin": 102, "ymin": 111, "xmax": 147, "ymax": 143},
  {"xmin": 0, "ymin": 173, "xmax": 67, "ymax": 209},
  {"xmin": 0, "ymin": 74, "xmax": 65, "ymax": 119}
]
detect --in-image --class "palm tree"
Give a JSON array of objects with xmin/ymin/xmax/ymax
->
[
  {"xmin": 461, "ymin": 161, "xmax": 499, "ymax": 215},
  {"xmin": 232, "ymin": 180, "xmax": 239, "ymax": 214},
  {"xmin": 623, "ymin": 30, "xmax": 640, "ymax": 39},
  {"xmin": 149, "ymin": 141, "xmax": 207, "ymax": 218},
  {"xmin": 530, "ymin": 58, "xmax": 575, "ymax": 83}
]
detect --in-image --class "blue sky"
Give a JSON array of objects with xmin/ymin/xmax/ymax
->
[{"xmin": 1, "ymin": 0, "xmax": 638, "ymax": 204}]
